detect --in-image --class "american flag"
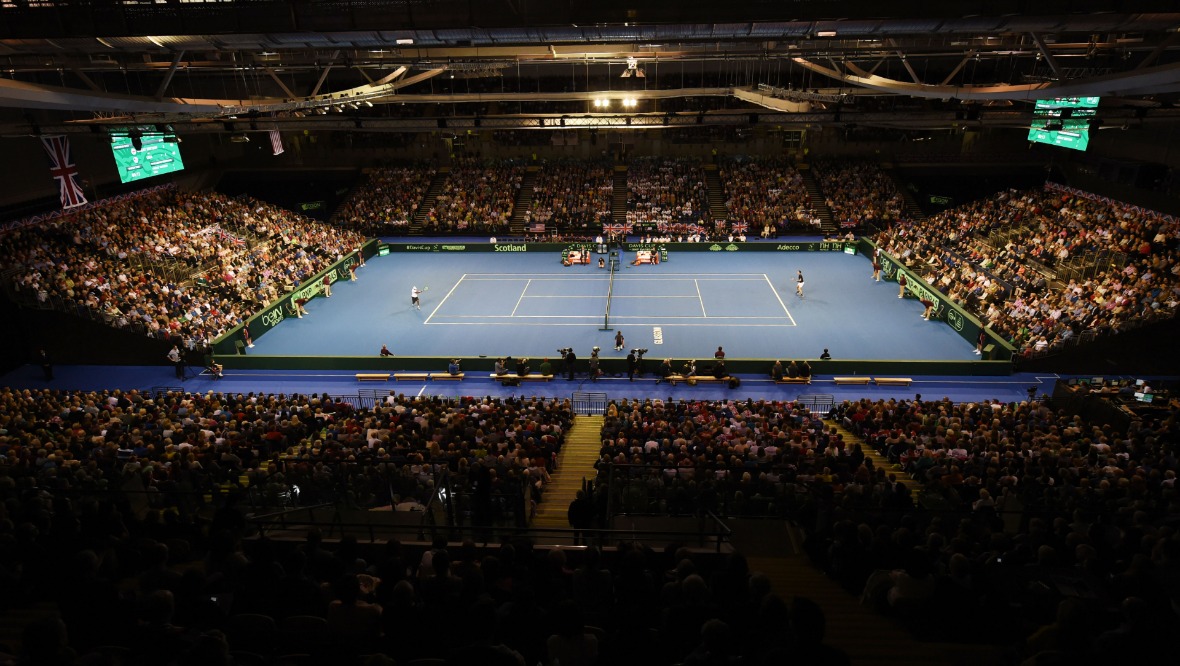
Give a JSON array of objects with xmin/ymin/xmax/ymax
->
[
  {"xmin": 41, "ymin": 136, "xmax": 88, "ymax": 209},
  {"xmin": 528, "ymin": 221, "xmax": 546, "ymax": 233},
  {"xmin": 269, "ymin": 129, "xmax": 284, "ymax": 156},
  {"xmin": 731, "ymin": 222, "xmax": 748, "ymax": 234}
]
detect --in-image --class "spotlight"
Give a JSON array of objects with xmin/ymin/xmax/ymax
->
[{"xmin": 363, "ymin": 100, "xmax": 373, "ymax": 107}]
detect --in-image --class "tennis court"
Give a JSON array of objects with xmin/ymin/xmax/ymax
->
[
  {"xmin": 426, "ymin": 273, "xmax": 796, "ymax": 327},
  {"xmin": 250, "ymin": 249, "xmax": 975, "ymax": 360}
]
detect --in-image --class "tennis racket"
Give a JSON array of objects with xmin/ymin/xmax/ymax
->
[{"xmin": 422, "ymin": 285, "xmax": 430, "ymax": 292}]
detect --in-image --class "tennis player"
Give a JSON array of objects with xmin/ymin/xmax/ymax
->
[
  {"xmin": 411, "ymin": 286, "xmax": 423, "ymax": 310},
  {"xmin": 795, "ymin": 270, "xmax": 805, "ymax": 299}
]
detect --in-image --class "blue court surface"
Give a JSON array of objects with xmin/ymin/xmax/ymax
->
[{"xmin": 252, "ymin": 250, "xmax": 974, "ymax": 361}]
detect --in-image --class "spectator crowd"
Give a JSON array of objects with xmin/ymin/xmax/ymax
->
[
  {"xmin": 1, "ymin": 189, "xmax": 363, "ymax": 350},
  {"xmin": 874, "ymin": 187, "xmax": 1179, "ymax": 355},
  {"xmin": 422, "ymin": 158, "xmax": 524, "ymax": 233},
  {"xmin": 526, "ymin": 160, "xmax": 613, "ymax": 234},
  {"xmin": 626, "ymin": 158, "xmax": 709, "ymax": 233},
  {"xmin": 333, "ymin": 166, "xmax": 436, "ymax": 233},
  {"xmin": 720, "ymin": 158, "xmax": 812, "ymax": 236},
  {"xmin": 0, "ymin": 386, "xmax": 855, "ymax": 666},
  {"xmin": 813, "ymin": 160, "xmax": 905, "ymax": 227}
]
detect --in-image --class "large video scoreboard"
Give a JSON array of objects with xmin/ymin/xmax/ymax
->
[{"xmin": 1027, "ymin": 97, "xmax": 1099, "ymax": 151}]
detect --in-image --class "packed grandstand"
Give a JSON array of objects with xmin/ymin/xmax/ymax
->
[
  {"xmin": 0, "ymin": 156, "xmax": 1177, "ymax": 666},
  {"xmin": 1, "ymin": 159, "xmax": 1175, "ymax": 359}
]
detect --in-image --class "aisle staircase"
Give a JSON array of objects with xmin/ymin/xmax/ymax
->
[
  {"xmin": 611, "ymin": 166, "xmax": 629, "ymax": 227},
  {"xmin": 729, "ymin": 425, "xmax": 991, "ymax": 665},
  {"xmin": 827, "ymin": 420, "xmax": 923, "ymax": 494},
  {"xmin": 746, "ymin": 545, "xmax": 996, "ymax": 666},
  {"xmin": 884, "ymin": 165, "xmax": 928, "ymax": 222},
  {"xmin": 703, "ymin": 164, "xmax": 729, "ymax": 223},
  {"xmin": 408, "ymin": 167, "xmax": 450, "ymax": 235},
  {"xmin": 508, "ymin": 165, "xmax": 540, "ymax": 235},
  {"xmin": 532, "ymin": 414, "xmax": 603, "ymax": 532},
  {"xmin": 799, "ymin": 164, "xmax": 836, "ymax": 234}
]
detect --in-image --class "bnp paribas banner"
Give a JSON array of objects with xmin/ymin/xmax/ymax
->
[
  {"xmin": 212, "ymin": 241, "xmax": 377, "ymax": 354},
  {"xmin": 861, "ymin": 239, "xmax": 1015, "ymax": 360}
]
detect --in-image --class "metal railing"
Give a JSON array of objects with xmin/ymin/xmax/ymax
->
[{"xmin": 572, "ymin": 391, "xmax": 608, "ymax": 415}]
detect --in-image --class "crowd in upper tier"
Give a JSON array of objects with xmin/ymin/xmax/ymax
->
[
  {"xmin": 421, "ymin": 158, "xmax": 525, "ymax": 234},
  {"xmin": 525, "ymin": 159, "xmax": 614, "ymax": 233},
  {"xmin": 720, "ymin": 158, "xmax": 812, "ymax": 235},
  {"xmin": 0, "ymin": 189, "xmax": 363, "ymax": 349},
  {"xmin": 334, "ymin": 166, "xmax": 436, "ymax": 232},
  {"xmin": 813, "ymin": 160, "xmax": 906, "ymax": 226},
  {"xmin": 626, "ymin": 158, "xmax": 709, "ymax": 233},
  {"xmin": 875, "ymin": 187, "xmax": 1180, "ymax": 355}
]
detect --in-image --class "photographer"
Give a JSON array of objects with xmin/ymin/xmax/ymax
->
[
  {"xmin": 495, "ymin": 358, "xmax": 508, "ymax": 376},
  {"xmin": 516, "ymin": 357, "xmax": 531, "ymax": 377},
  {"xmin": 448, "ymin": 358, "xmax": 462, "ymax": 376}
]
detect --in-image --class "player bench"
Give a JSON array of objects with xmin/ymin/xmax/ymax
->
[
  {"xmin": 355, "ymin": 373, "xmax": 391, "ymax": 382},
  {"xmin": 833, "ymin": 376, "xmax": 872, "ymax": 386},
  {"xmin": 490, "ymin": 373, "xmax": 553, "ymax": 382},
  {"xmin": 775, "ymin": 377, "xmax": 812, "ymax": 385},
  {"xmin": 664, "ymin": 374, "xmax": 731, "ymax": 385},
  {"xmin": 393, "ymin": 372, "xmax": 429, "ymax": 381},
  {"xmin": 430, "ymin": 372, "xmax": 465, "ymax": 381},
  {"xmin": 874, "ymin": 377, "xmax": 914, "ymax": 387}
]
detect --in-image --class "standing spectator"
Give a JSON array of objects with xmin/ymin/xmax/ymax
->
[
  {"xmin": 567, "ymin": 491, "xmax": 594, "ymax": 546},
  {"xmin": 166, "ymin": 345, "xmax": 184, "ymax": 379},
  {"xmin": 38, "ymin": 348, "xmax": 53, "ymax": 381}
]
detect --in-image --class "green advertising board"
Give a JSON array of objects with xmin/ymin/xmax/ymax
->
[
  {"xmin": 212, "ymin": 240, "xmax": 379, "ymax": 354},
  {"xmin": 860, "ymin": 239, "xmax": 1015, "ymax": 361}
]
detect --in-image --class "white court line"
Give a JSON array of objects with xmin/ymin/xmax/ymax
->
[
  {"xmin": 764, "ymin": 274, "xmax": 796, "ymax": 326},
  {"xmin": 461, "ymin": 274, "xmax": 771, "ymax": 280},
  {"xmin": 433, "ymin": 314, "xmax": 793, "ymax": 319},
  {"xmin": 424, "ymin": 321, "xmax": 797, "ymax": 327},
  {"xmin": 423, "ymin": 274, "xmax": 467, "ymax": 324},
  {"xmin": 516, "ymin": 295, "xmax": 698, "ymax": 297},
  {"xmin": 694, "ymin": 279, "xmax": 707, "ymax": 317},
  {"xmin": 510, "ymin": 278, "xmax": 532, "ymax": 316}
]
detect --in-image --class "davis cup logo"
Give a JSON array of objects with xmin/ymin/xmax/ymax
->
[
  {"xmin": 946, "ymin": 309, "xmax": 965, "ymax": 331},
  {"xmin": 882, "ymin": 260, "xmax": 896, "ymax": 279}
]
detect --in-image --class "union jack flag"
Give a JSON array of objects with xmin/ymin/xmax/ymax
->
[
  {"xmin": 603, "ymin": 223, "xmax": 624, "ymax": 235},
  {"xmin": 731, "ymin": 222, "xmax": 748, "ymax": 234},
  {"xmin": 621, "ymin": 221, "xmax": 633, "ymax": 234},
  {"xmin": 41, "ymin": 136, "xmax": 88, "ymax": 209}
]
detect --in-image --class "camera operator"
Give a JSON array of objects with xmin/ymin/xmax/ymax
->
[
  {"xmin": 632, "ymin": 348, "xmax": 648, "ymax": 378},
  {"xmin": 516, "ymin": 357, "xmax": 530, "ymax": 376}
]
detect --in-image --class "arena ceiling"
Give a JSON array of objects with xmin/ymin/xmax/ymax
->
[{"xmin": 1, "ymin": 0, "xmax": 1180, "ymax": 135}]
